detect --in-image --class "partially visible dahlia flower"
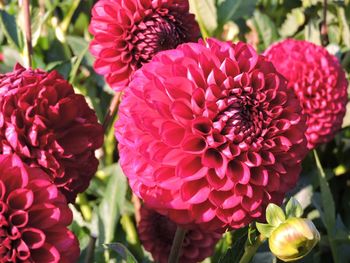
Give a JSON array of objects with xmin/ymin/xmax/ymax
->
[
  {"xmin": 0, "ymin": 154, "xmax": 79, "ymax": 262},
  {"xmin": 89, "ymin": 0, "xmax": 199, "ymax": 91},
  {"xmin": 138, "ymin": 205, "xmax": 221, "ymax": 263},
  {"xmin": 264, "ymin": 39, "xmax": 348, "ymax": 149},
  {"xmin": 115, "ymin": 38, "xmax": 308, "ymax": 231},
  {"xmin": 0, "ymin": 64, "xmax": 104, "ymax": 202}
]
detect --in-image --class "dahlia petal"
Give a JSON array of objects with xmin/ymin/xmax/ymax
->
[
  {"xmin": 171, "ymin": 100, "xmax": 194, "ymax": 120},
  {"xmin": 30, "ymin": 244, "xmax": 60, "ymax": 263},
  {"xmin": 9, "ymin": 210, "xmax": 28, "ymax": 228},
  {"xmin": 181, "ymin": 135, "xmax": 207, "ymax": 153},
  {"xmin": 161, "ymin": 121, "xmax": 185, "ymax": 146},
  {"xmin": 21, "ymin": 228, "xmax": 46, "ymax": 249},
  {"xmin": 227, "ymin": 160, "xmax": 250, "ymax": 185},
  {"xmin": 16, "ymin": 240, "xmax": 30, "ymax": 260},
  {"xmin": 181, "ymin": 179, "xmax": 210, "ymax": 204},
  {"xmin": 7, "ymin": 189, "xmax": 34, "ymax": 210},
  {"xmin": 176, "ymin": 156, "xmax": 208, "ymax": 181}
]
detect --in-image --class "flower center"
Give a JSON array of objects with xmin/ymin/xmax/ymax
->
[
  {"xmin": 132, "ymin": 10, "xmax": 185, "ymax": 67},
  {"xmin": 214, "ymin": 95, "xmax": 263, "ymax": 144}
]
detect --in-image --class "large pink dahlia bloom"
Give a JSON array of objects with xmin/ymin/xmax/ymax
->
[
  {"xmin": 264, "ymin": 39, "xmax": 348, "ymax": 149},
  {"xmin": 89, "ymin": 0, "xmax": 199, "ymax": 91},
  {"xmin": 0, "ymin": 154, "xmax": 79, "ymax": 262},
  {"xmin": 138, "ymin": 205, "xmax": 221, "ymax": 263},
  {"xmin": 0, "ymin": 64, "xmax": 104, "ymax": 202},
  {"xmin": 115, "ymin": 39, "xmax": 308, "ymax": 231}
]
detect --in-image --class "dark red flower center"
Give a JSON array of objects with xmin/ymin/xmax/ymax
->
[{"xmin": 132, "ymin": 9, "xmax": 188, "ymax": 67}]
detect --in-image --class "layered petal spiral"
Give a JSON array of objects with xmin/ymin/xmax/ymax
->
[{"xmin": 115, "ymin": 39, "xmax": 308, "ymax": 231}]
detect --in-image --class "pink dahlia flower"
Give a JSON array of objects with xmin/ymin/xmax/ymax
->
[
  {"xmin": 0, "ymin": 64, "xmax": 104, "ymax": 202},
  {"xmin": 138, "ymin": 205, "xmax": 221, "ymax": 263},
  {"xmin": 89, "ymin": 0, "xmax": 199, "ymax": 91},
  {"xmin": 115, "ymin": 38, "xmax": 308, "ymax": 231},
  {"xmin": 0, "ymin": 154, "xmax": 79, "ymax": 262},
  {"xmin": 264, "ymin": 39, "xmax": 348, "ymax": 149}
]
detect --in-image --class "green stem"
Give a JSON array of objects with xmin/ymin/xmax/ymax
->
[
  {"xmin": 120, "ymin": 214, "xmax": 144, "ymax": 259},
  {"xmin": 60, "ymin": 0, "xmax": 80, "ymax": 33},
  {"xmin": 77, "ymin": 193, "xmax": 92, "ymax": 222},
  {"xmin": 313, "ymin": 149, "xmax": 339, "ymax": 263},
  {"xmin": 168, "ymin": 226, "xmax": 187, "ymax": 263},
  {"xmin": 239, "ymin": 235, "xmax": 266, "ymax": 263}
]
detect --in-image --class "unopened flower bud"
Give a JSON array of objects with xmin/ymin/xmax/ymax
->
[{"xmin": 269, "ymin": 217, "xmax": 320, "ymax": 262}]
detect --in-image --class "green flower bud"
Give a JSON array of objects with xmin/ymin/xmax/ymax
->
[{"xmin": 268, "ymin": 217, "xmax": 320, "ymax": 262}]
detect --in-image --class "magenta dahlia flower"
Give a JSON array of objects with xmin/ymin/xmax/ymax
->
[
  {"xmin": 0, "ymin": 64, "xmax": 104, "ymax": 202},
  {"xmin": 115, "ymin": 38, "xmax": 308, "ymax": 231},
  {"xmin": 138, "ymin": 205, "xmax": 221, "ymax": 263},
  {"xmin": 0, "ymin": 154, "xmax": 79, "ymax": 262},
  {"xmin": 264, "ymin": 39, "xmax": 348, "ymax": 149},
  {"xmin": 89, "ymin": 0, "xmax": 199, "ymax": 91}
]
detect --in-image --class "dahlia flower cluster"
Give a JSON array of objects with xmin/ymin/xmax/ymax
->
[
  {"xmin": 264, "ymin": 39, "xmax": 348, "ymax": 149},
  {"xmin": 0, "ymin": 64, "xmax": 104, "ymax": 261}
]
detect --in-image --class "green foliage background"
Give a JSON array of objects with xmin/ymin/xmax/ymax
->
[{"xmin": 0, "ymin": 0, "xmax": 349, "ymax": 262}]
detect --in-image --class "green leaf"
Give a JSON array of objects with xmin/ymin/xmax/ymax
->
[
  {"xmin": 266, "ymin": 203, "xmax": 286, "ymax": 227},
  {"xmin": 217, "ymin": 0, "xmax": 258, "ymax": 25},
  {"xmin": 31, "ymin": 8, "xmax": 52, "ymax": 47},
  {"xmin": 305, "ymin": 19, "xmax": 321, "ymax": 45},
  {"xmin": 218, "ymin": 228, "xmax": 248, "ymax": 263},
  {"xmin": 252, "ymin": 10, "xmax": 279, "ymax": 51},
  {"xmin": 337, "ymin": 6, "xmax": 350, "ymax": 48},
  {"xmin": 189, "ymin": 0, "xmax": 217, "ymax": 37},
  {"xmin": 98, "ymin": 164, "xmax": 128, "ymax": 244},
  {"xmin": 313, "ymin": 150, "xmax": 336, "ymax": 231},
  {"xmin": 105, "ymin": 243, "xmax": 138, "ymax": 263},
  {"xmin": 285, "ymin": 197, "xmax": 304, "ymax": 218},
  {"xmin": 256, "ymin": 223, "xmax": 275, "ymax": 238},
  {"xmin": 279, "ymin": 8, "xmax": 305, "ymax": 37},
  {"xmin": 313, "ymin": 150, "xmax": 339, "ymax": 263},
  {"xmin": 0, "ymin": 10, "xmax": 21, "ymax": 49}
]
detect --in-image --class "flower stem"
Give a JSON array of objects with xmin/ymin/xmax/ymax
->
[
  {"xmin": 22, "ymin": 0, "xmax": 33, "ymax": 67},
  {"xmin": 168, "ymin": 226, "xmax": 187, "ymax": 263},
  {"xmin": 84, "ymin": 235, "xmax": 97, "ymax": 263},
  {"xmin": 239, "ymin": 235, "xmax": 266, "ymax": 263}
]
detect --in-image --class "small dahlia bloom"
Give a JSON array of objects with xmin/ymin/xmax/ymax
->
[
  {"xmin": 138, "ymin": 206, "xmax": 221, "ymax": 263},
  {"xmin": 264, "ymin": 39, "xmax": 348, "ymax": 149},
  {"xmin": 0, "ymin": 64, "xmax": 104, "ymax": 202},
  {"xmin": 0, "ymin": 154, "xmax": 79, "ymax": 262},
  {"xmin": 89, "ymin": 0, "xmax": 199, "ymax": 91},
  {"xmin": 115, "ymin": 39, "xmax": 308, "ymax": 231}
]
